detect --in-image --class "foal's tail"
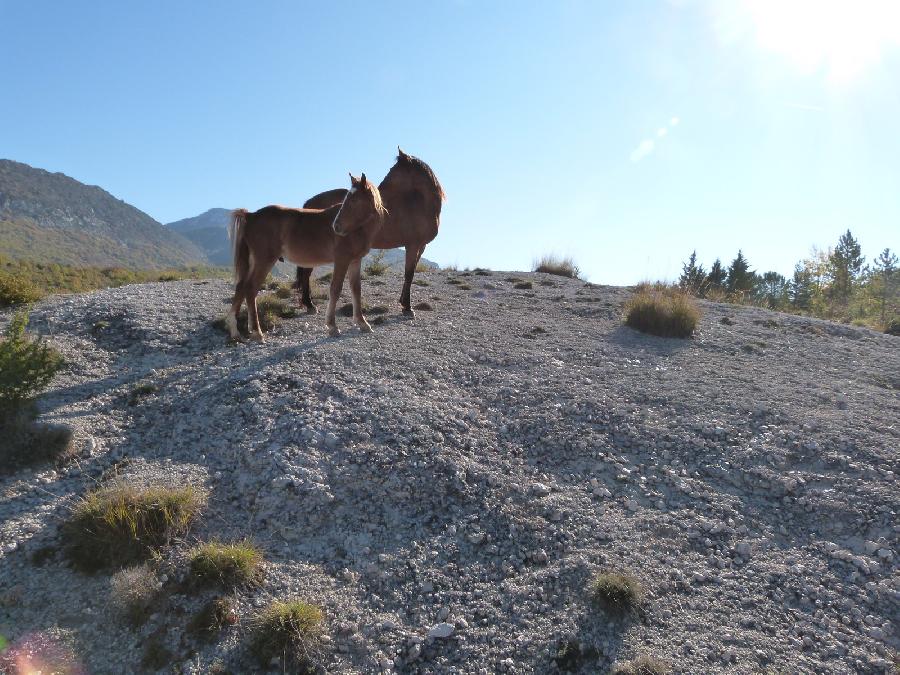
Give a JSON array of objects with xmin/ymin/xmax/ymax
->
[{"xmin": 229, "ymin": 208, "xmax": 250, "ymax": 283}]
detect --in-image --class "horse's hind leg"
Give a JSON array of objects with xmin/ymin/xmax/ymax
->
[
  {"xmin": 298, "ymin": 267, "xmax": 317, "ymax": 313},
  {"xmin": 227, "ymin": 280, "xmax": 247, "ymax": 341},
  {"xmin": 247, "ymin": 259, "xmax": 275, "ymax": 342},
  {"xmin": 349, "ymin": 259, "xmax": 372, "ymax": 333}
]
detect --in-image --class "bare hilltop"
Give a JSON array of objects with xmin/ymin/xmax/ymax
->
[{"xmin": 1, "ymin": 269, "xmax": 897, "ymax": 674}]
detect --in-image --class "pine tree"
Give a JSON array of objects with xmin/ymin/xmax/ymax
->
[
  {"xmin": 828, "ymin": 229, "xmax": 863, "ymax": 306},
  {"xmin": 707, "ymin": 259, "xmax": 726, "ymax": 291},
  {"xmin": 872, "ymin": 247, "xmax": 898, "ymax": 325},
  {"xmin": 756, "ymin": 271, "xmax": 789, "ymax": 309},
  {"xmin": 790, "ymin": 263, "xmax": 814, "ymax": 310},
  {"xmin": 726, "ymin": 250, "xmax": 755, "ymax": 296},
  {"xmin": 678, "ymin": 251, "xmax": 708, "ymax": 296}
]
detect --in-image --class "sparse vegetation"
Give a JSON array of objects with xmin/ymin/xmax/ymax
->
[
  {"xmin": 456, "ymin": 283, "xmax": 472, "ymax": 290},
  {"xmin": 251, "ymin": 600, "xmax": 325, "ymax": 671},
  {"xmin": 514, "ymin": 281, "xmax": 533, "ymax": 290},
  {"xmin": 0, "ymin": 310, "xmax": 71, "ymax": 473},
  {"xmin": 63, "ymin": 484, "xmax": 205, "ymax": 571},
  {"xmin": 590, "ymin": 571, "xmax": 643, "ymax": 613},
  {"xmin": 128, "ymin": 382, "xmax": 157, "ymax": 406},
  {"xmin": 213, "ymin": 293, "xmax": 297, "ymax": 336},
  {"xmin": 415, "ymin": 261, "xmax": 433, "ymax": 273},
  {"xmin": 188, "ymin": 597, "xmax": 237, "ymax": 640},
  {"xmin": 189, "ymin": 540, "xmax": 263, "ymax": 588},
  {"xmin": 141, "ymin": 633, "xmax": 173, "ymax": 670},
  {"xmin": 413, "ymin": 278, "xmax": 429, "ymax": 287},
  {"xmin": 0, "ymin": 270, "xmax": 44, "ymax": 305},
  {"xmin": 273, "ymin": 282, "xmax": 293, "ymax": 299},
  {"xmin": 413, "ymin": 302, "xmax": 433, "ymax": 311},
  {"xmin": 534, "ymin": 254, "xmax": 580, "ymax": 279},
  {"xmin": 365, "ymin": 250, "xmax": 388, "ymax": 276},
  {"xmin": 110, "ymin": 563, "xmax": 160, "ymax": 623},
  {"xmin": 610, "ymin": 654, "xmax": 669, "ymax": 675},
  {"xmin": 625, "ymin": 284, "xmax": 700, "ymax": 338}
]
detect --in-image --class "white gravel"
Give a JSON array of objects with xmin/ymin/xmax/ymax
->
[{"xmin": 0, "ymin": 269, "xmax": 898, "ymax": 674}]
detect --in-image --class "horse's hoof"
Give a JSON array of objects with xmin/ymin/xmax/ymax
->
[
  {"xmin": 402, "ymin": 308, "xmax": 415, "ymax": 318},
  {"xmin": 249, "ymin": 332, "xmax": 265, "ymax": 343},
  {"xmin": 327, "ymin": 326, "xmax": 340, "ymax": 338},
  {"xmin": 305, "ymin": 305, "xmax": 318, "ymax": 315},
  {"xmin": 229, "ymin": 334, "xmax": 246, "ymax": 344}
]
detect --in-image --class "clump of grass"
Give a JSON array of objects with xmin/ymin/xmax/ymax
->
[
  {"xmin": 251, "ymin": 600, "xmax": 325, "ymax": 670},
  {"xmin": 413, "ymin": 279, "xmax": 429, "ymax": 287},
  {"xmin": 456, "ymin": 283, "xmax": 472, "ymax": 291},
  {"xmin": 447, "ymin": 278, "xmax": 463, "ymax": 285},
  {"xmin": 63, "ymin": 483, "xmax": 205, "ymax": 571},
  {"xmin": 415, "ymin": 261, "xmax": 433, "ymax": 273},
  {"xmin": 110, "ymin": 563, "xmax": 160, "ymax": 623},
  {"xmin": 128, "ymin": 382, "xmax": 157, "ymax": 406},
  {"xmin": 624, "ymin": 284, "xmax": 700, "ymax": 338},
  {"xmin": 474, "ymin": 268, "xmax": 492, "ymax": 276},
  {"xmin": 590, "ymin": 571, "xmax": 643, "ymax": 613},
  {"xmin": 365, "ymin": 250, "xmax": 389, "ymax": 277},
  {"xmin": 0, "ymin": 272, "xmax": 45, "ymax": 306},
  {"xmin": 413, "ymin": 302, "xmax": 433, "ymax": 311},
  {"xmin": 273, "ymin": 282, "xmax": 293, "ymax": 299},
  {"xmin": 189, "ymin": 540, "xmax": 263, "ymax": 588},
  {"xmin": 157, "ymin": 273, "xmax": 180, "ymax": 282},
  {"xmin": 188, "ymin": 597, "xmax": 237, "ymax": 640},
  {"xmin": 514, "ymin": 281, "xmax": 533, "ymax": 290},
  {"xmin": 611, "ymin": 654, "xmax": 669, "ymax": 675},
  {"xmin": 534, "ymin": 254, "xmax": 580, "ymax": 279}
]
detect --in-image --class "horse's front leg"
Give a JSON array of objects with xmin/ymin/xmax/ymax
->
[
  {"xmin": 349, "ymin": 259, "xmax": 372, "ymax": 333},
  {"xmin": 325, "ymin": 258, "xmax": 350, "ymax": 337}
]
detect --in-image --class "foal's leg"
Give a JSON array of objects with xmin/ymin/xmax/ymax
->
[
  {"xmin": 400, "ymin": 244, "xmax": 420, "ymax": 316},
  {"xmin": 298, "ymin": 267, "xmax": 317, "ymax": 313},
  {"xmin": 349, "ymin": 259, "xmax": 372, "ymax": 333},
  {"xmin": 325, "ymin": 258, "xmax": 351, "ymax": 337}
]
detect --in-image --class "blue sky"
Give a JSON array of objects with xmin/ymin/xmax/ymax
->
[{"xmin": 1, "ymin": 0, "xmax": 898, "ymax": 283}]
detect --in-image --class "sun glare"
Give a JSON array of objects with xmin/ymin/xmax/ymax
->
[{"xmin": 730, "ymin": 0, "xmax": 900, "ymax": 84}]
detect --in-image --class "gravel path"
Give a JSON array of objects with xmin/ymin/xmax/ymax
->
[{"xmin": 1, "ymin": 269, "xmax": 898, "ymax": 674}]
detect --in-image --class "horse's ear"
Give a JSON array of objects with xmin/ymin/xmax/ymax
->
[
  {"xmin": 398, "ymin": 146, "xmax": 406, "ymax": 158},
  {"xmin": 349, "ymin": 172, "xmax": 358, "ymax": 186},
  {"xmin": 360, "ymin": 172, "xmax": 367, "ymax": 185}
]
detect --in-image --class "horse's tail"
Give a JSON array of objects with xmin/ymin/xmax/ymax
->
[{"xmin": 229, "ymin": 208, "xmax": 250, "ymax": 282}]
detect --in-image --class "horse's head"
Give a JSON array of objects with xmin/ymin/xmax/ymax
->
[{"xmin": 332, "ymin": 173, "xmax": 387, "ymax": 237}]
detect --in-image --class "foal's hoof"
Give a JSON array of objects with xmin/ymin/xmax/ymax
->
[
  {"xmin": 249, "ymin": 332, "xmax": 265, "ymax": 343},
  {"xmin": 401, "ymin": 307, "xmax": 415, "ymax": 318},
  {"xmin": 327, "ymin": 325, "xmax": 340, "ymax": 338},
  {"xmin": 228, "ymin": 334, "xmax": 246, "ymax": 344}
]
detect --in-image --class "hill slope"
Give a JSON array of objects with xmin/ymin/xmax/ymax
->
[
  {"xmin": 166, "ymin": 207, "xmax": 440, "ymax": 269},
  {"xmin": 0, "ymin": 159, "xmax": 206, "ymax": 268},
  {"xmin": 1, "ymin": 271, "xmax": 897, "ymax": 673}
]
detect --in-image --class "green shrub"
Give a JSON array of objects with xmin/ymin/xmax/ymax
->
[
  {"xmin": 63, "ymin": 484, "xmax": 205, "ymax": 571},
  {"xmin": 886, "ymin": 317, "xmax": 900, "ymax": 336},
  {"xmin": 0, "ymin": 271, "xmax": 44, "ymax": 306},
  {"xmin": 189, "ymin": 540, "xmax": 262, "ymax": 588},
  {"xmin": 251, "ymin": 600, "xmax": 325, "ymax": 671},
  {"xmin": 534, "ymin": 254, "xmax": 580, "ymax": 279},
  {"xmin": 625, "ymin": 284, "xmax": 700, "ymax": 338},
  {"xmin": 590, "ymin": 571, "xmax": 643, "ymax": 613},
  {"xmin": 0, "ymin": 310, "xmax": 63, "ymax": 414}
]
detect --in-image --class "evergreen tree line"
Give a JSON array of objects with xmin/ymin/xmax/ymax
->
[{"xmin": 677, "ymin": 230, "xmax": 899, "ymax": 332}]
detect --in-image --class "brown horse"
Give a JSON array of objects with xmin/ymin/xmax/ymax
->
[
  {"xmin": 227, "ymin": 173, "xmax": 387, "ymax": 342},
  {"xmin": 297, "ymin": 148, "xmax": 445, "ymax": 315}
]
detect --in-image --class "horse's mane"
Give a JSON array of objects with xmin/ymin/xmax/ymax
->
[
  {"xmin": 390, "ymin": 152, "xmax": 446, "ymax": 201},
  {"xmin": 362, "ymin": 177, "xmax": 389, "ymax": 220}
]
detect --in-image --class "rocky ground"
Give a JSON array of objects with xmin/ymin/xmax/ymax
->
[{"xmin": 0, "ymin": 268, "xmax": 898, "ymax": 674}]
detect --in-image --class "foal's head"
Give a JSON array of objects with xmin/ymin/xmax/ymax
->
[{"xmin": 332, "ymin": 173, "xmax": 387, "ymax": 237}]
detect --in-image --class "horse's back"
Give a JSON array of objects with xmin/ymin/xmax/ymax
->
[{"xmin": 304, "ymin": 189, "xmax": 348, "ymax": 210}]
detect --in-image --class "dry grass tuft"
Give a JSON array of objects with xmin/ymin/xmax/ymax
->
[
  {"xmin": 590, "ymin": 571, "xmax": 644, "ymax": 613},
  {"xmin": 110, "ymin": 563, "xmax": 160, "ymax": 623},
  {"xmin": 251, "ymin": 600, "xmax": 325, "ymax": 670},
  {"xmin": 365, "ymin": 251, "xmax": 389, "ymax": 277},
  {"xmin": 188, "ymin": 597, "xmax": 237, "ymax": 640},
  {"xmin": 534, "ymin": 254, "xmax": 580, "ymax": 279},
  {"xmin": 625, "ymin": 284, "xmax": 700, "ymax": 338},
  {"xmin": 189, "ymin": 540, "xmax": 263, "ymax": 588},
  {"xmin": 514, "ymin": 281, "xmax": 533, "ymax": 290},
  {"xmin": 63, "ymin": 484, "xmax": 205, "ymax": 571},
  {"xmin": 611, "ymin": 654, "xmax": 669, "ymax": 675}
]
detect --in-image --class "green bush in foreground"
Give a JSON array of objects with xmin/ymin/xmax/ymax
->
[
  {"xmin": 63, "ymin": 484, "xmax": 205, "ymax": 571},
  {"xmin": 0, "ymin": 271, "xmax": 44, "ymax": 306},
  {"xmin": 190, "ymin": 540, "xmax": 263, "ymax": 587},
  {"xmin": 625, "ymin": 284, "xmax": 700, "ymax": 338},
  {"xmin": 0, "ymin": 311, "xmax": 63, "ymax": 413},
  {"xmin": 251, "ymin": 600, "xmax": 325, "ymax": 671}
]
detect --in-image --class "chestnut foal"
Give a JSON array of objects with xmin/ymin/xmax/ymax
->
[{"xmin": 227, "ymin": 173, "xmax": 387, "ymax": 341}]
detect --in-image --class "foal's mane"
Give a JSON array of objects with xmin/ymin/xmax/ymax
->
[{"xmin": 360, "ymin": 176, "xmax": 389, "ymax": 220}]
